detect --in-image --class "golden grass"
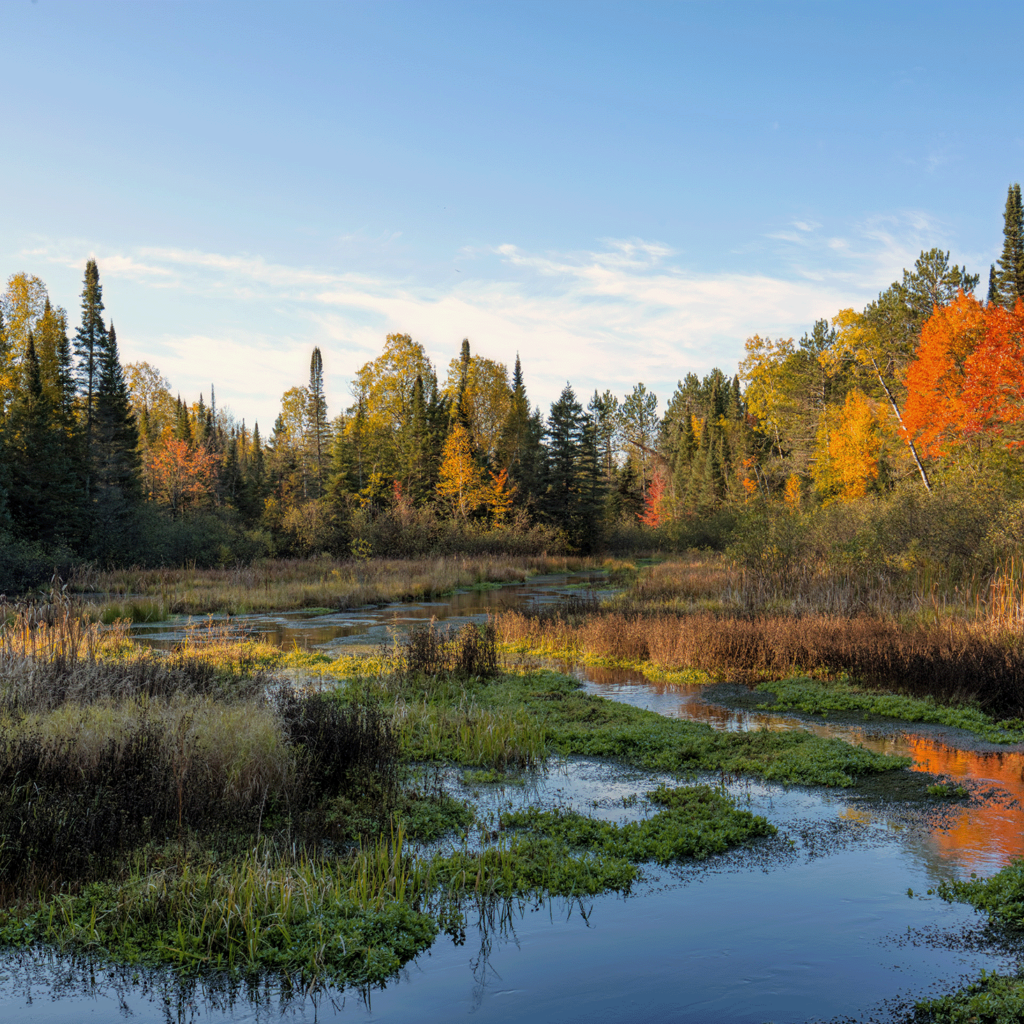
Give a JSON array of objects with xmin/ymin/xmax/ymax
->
[{"xmin": 75, "ymin": 554, "xmax": 603, "ymax": 619}]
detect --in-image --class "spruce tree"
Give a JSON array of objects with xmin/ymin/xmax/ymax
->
[
  {"xmin": 73, "ymin": 259, "xmax": 108, "ymax": 476},
  {"xmin": 453, "ymin": 338, "xmax": 472, "ymax": 432},
  {"xmin": 6, "ymin": 333, "xmax": 75, "ymax": 544},
  {"xmin": 542, "ymin": 384, "xmax": 602, "ymax": 548},
  {"xmin": 308, "ymin": 347, "xmax": 328, "ymax": 497},
  {"xmin": 995, "ymin": 183, "xmax": 1024, "ymax": 308},
  {"xmin": 91, "ymin": 323, "xmax": 142, "ymax": 545}
]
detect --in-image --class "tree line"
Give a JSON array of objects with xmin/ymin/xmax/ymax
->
[{"xmin": 2, "ymin": 184, "xmax": 1023, "ymax": 589}]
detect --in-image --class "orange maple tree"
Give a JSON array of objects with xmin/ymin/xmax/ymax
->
[
  {"xmin": 902, "ymin": 295, "xmax": 1024, "ymax": 455},
  {"xmin": 638, "ymin": 468, "xmax": 667, "ymax": 527},
  {"xmin": 901, "ymin": 292, "xmax": 987, "ymax": 458},
  {"xmin": 961, "ymin": 298, "xmax": 1024, "ymax": 446},
  {"xmin": 147, "ymin": 433, "xmax": 219, "ymax": 516}
]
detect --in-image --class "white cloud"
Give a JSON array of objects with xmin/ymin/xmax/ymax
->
[{"xmin": 20, "ymin": 223, "xmax": 941, "ymax": 426}]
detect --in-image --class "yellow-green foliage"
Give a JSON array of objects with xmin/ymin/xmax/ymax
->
[
  {"xmin": 3, "ymin": 695, "xmax": 296, "ymax": 811},
  {"xmin": 393, "ymin": 699, "xmax": 547, "ymax": 769}
]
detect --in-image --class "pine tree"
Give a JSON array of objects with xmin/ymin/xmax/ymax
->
[
  {"xmin": 995, "ymin": 183, "xmax": 1024, "ymax": 309},
  {"xmin": 91, "ymin": 323, "xmax": 142, "ymax": 543},
  {"xmin": 308, "ymin": 347, "xmax": 328, "ymax": 497},
  {"xmin": 453, "ymin": 338, "xmax": 472, "ymax": 432},
  {"xmin": 542, "ymin": 384, "xmax": 601, "ymax": 548},
  {"xmin": 73, "ymin": 259, "xmax": 108, "ymax": 479},
  {"xmin": 988, "ymin": 264, "xmax": 1000, "ymax": 306},
  {"xmin": 5, "ymin": 333, "xmax": 75, "ymax": 544},
  {"xmin": 402, "ymin": 374, "xmax": 436, "ymax": 504}
]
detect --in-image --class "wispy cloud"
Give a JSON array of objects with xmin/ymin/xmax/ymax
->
[{"xmin": 21, "ymin": 225, "xmax": 936, "ymax": 426}]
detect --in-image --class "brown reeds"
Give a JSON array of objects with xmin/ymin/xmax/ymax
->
[
  {"xmin": 496, "ymin": 606, "xmax": 1024, "ymax": 718},
  {"xmin": 77, "ymin": 553, "xmax": 600, "ymax": 619}
]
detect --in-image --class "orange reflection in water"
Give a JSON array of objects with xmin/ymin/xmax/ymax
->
[{"xmin": 580, "ymin": 663, "xmax": 1024, "ymax": 874}]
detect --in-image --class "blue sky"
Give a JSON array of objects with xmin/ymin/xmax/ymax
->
[{"xmin": 2, "ymin": 0, "xmax": 1022, "ymax": 430}]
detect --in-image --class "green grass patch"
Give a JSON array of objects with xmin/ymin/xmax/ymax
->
[
  {"xmin": 0, "ymin": 845, "xmax": 439, "ymax": 989},
  {"xmin": 396, "ymin": 791, "xmax": 475, "ymax": 842},
  {"xmin": 462, "ymin": 768, "xmax": 525, "ymax": 786},
  {"xmin": 937, "ymin": 859, "xmax": 1024, "ymax": 930},
  {"xmin": 472, "ymin": 668, "xmax": 910, "ymax": 787},
  {"xmin": 756, "ymin": 676, "xmax": 1024, "ymax": 744},
  {"xmin": 912, "ymin": 969, "xmax": 1024, "ymax": 1023},
  {"xmin": 926, "ymin": 782, "xmax": 970, "ymax": 799},
  {"xmin": 502, "ymin": 784, "xmax": 775, "ymax": 864}
]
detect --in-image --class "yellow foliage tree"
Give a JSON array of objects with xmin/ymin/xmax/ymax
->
[
  {"xmin": 738, "ymin": 334, "xmax": 797, "ymax": 458},
  {"xmin": 443, "ymin": 353, "xmax": 511, "ymax": 460},
  {"xmin": 483, "ymin": 467, "xmax": 517, "ymax": 526},
  {"xmin": 812, "ymin": 390, "xmax": 894, "ymax": 502},
  {"xmin": 825, "ymin": 309, "xmax": 931, "ymax": 490},
  {"xmin": 436, "ymin": 423, "xmax": 486, "ymax": 518}
]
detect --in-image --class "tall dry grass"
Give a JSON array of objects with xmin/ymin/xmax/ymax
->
[
  {"xmin": 75, "ymin": 553, "xmax": 600, "ymax": 619},
  {"xmin": 497, "ymin": 549, "xmax": 1024, "ymax": 718}
]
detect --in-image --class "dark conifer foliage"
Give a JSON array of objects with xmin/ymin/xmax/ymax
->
[
  {"xmin": 5, "ymin": 333, "xmax": 76, "ymax": 544},
  {"xmin": 541, "ymin": 384, "xmax": 603, "ymax": 551},
  {"xmin": 995, "ymin": 183, "xmax": 1024, "ymax": 308},
  {"xmin": 72, "ymin": 259, "xmax": 108, "ymax": 473},
  {"xmin": 309, "ymin": 347, "xmax": 327, "ymax": 498},
  {"xmin": 91, "ymin": 323, "xmax": 142, "ymax": 548}
]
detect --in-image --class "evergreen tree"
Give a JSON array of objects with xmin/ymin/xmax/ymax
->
[
  {"xmin": 988, "ymin": 264, "xmax": 1000, "ymax": 306},
  {"xmin": 73, "ymin": 259, "xmax": 108, "ymax": 478},
  {"xmin": 6, "ymin": 333, "xmax": 76, "ymax": 544},
  {"xmin": 493, "ymin": 356, "xmax": 545, "ymax": 511},
  {"xmin": 91, "ymin": 323, "xmax": 142, "ymax": 544},
  {"xmin": 240, "ymin": 422, "xmax": 266, "ymax": 523},
  {"xmin": 452, "ymin": 338, "xmax": 472, "ymax": 432},
  {"xmin": 541, "ymin": 384, "xmax": 601, "ymax": 549},
  {"xmin": 401, "ymin": 374, "xmax": 437, "ymax": 504},
  {"xmin": 995, "ymin": 183, "xmax": 1024, "ymax": 309},
  {"xmin": 587, "ymin": 389, "xmax": 620, "ymax": 489},
  {"xmin": 308, "ymin": 347, "xmax": 328, "ymax": 497}
]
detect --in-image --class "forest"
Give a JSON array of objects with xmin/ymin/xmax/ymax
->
[{"xmin": 2, "ymin": 185, "xmax": 1024, "ymax": 597}]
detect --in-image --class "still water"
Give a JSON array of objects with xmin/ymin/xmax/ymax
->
[{"xmin": 2, "ymin": 576, "xmax": 1022, "ymax": 1023}]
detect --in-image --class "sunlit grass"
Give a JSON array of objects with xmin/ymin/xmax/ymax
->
[{"xmin": 76, "ymin": 554, "xmax": 607, "ymax": 619}]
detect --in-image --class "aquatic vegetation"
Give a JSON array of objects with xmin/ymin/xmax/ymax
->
[
  {"xmin": 476, "ymin": 668, "xmax": 909, "ymax": 787},
  {"xmin": 0, "ymin": 844, "xmax": 439, "ymax": 989},
  {"xmin": 425, "ymin": 838, "xmax": 638, "ymax": 898},
  {"xmin": 926, "ymin": 782, "xmax": 970, "ymax": 799},
  {"xmin": 502, "ymin": 784, "xmax": 775, "ymax": 863},
  {"xmin": 912, "ymin": 969, "xmax": 1024, "ymax": 1023},
  {"xmin": 756, "ymin": 676, "xmax": 1024, "ymax": 744},
  {"xmin": 495, "ymin": 554, "xmax": 1024, "ymax": 718},
  {"xmin": 395, "ymin": 790, "xmax": 475, "ymax": 842},
  {"xmin": 937, "ymin": 859, "xmax": 1024, "ymax": 930}
]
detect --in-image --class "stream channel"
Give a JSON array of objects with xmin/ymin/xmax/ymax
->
[{"xmin": 3, "ymin": 572, "xmax": 1024, "ymax": 1023}]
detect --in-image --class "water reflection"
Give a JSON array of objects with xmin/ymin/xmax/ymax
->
[
  {"xmin": 579, "ymin": 661, "xmax": 1024, "ymax": 874},
  {"xmin": 13, "ymin": 580, "xmax": 1015, "ymax": 1021},
  {"xmin": 128, "ymin": 575, "xmax": 607, "ymax": 652}
]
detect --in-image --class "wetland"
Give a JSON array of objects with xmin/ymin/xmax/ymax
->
[{"xmin": 2, "ymin": 556, "xmax": 1024, "ymax": 1023}]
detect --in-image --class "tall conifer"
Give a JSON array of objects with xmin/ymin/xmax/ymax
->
[
  {"xmin": 91, "ymin": 323, "xmax": 142, "ymax": 543},
  {"xmin": 73, "ymin": 259, "xmax": 108, "ymax": 478},
  {"xmin": 995, "ymin": 183, "xmax": 1024, "ymax": 309}
]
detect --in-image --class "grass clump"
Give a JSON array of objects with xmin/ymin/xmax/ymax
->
[
  {"xmin": 937, "ymin": 859, "xmax": 1024, "ymax": 930},
  {"xmin": 755, "ymin": 676, "xmax": 1024, "ymax": 744},
  {"xmin": 476, "ymin": 668, "xmax": 909, "ymax": 787},
  {"xmin": 425, "ymin": 838, "xmax": 638, "ymax": 898},
  {"xmin": 0, "ymin": 843, "xmax": 438, "ymax": 988},
  {"xmin": 502, "ymin": 784, "xmax": 775, "ymax": 864},
  {"xmin": 911, "ymin": 969, "xmax": 1024, "ymax": 1023}
]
